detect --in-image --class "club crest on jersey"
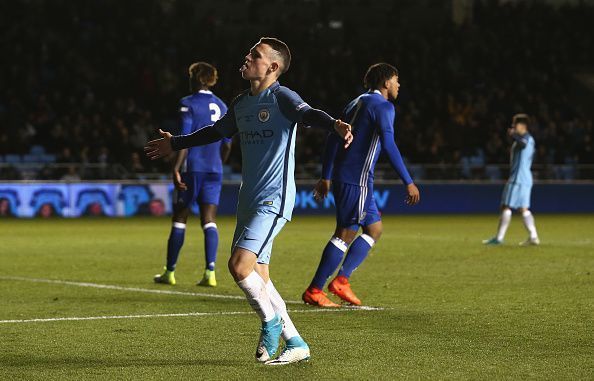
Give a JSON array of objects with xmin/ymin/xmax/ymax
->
[{"xmin": 258, "ymin": 108, "xmax": 270, "ymax": 123}]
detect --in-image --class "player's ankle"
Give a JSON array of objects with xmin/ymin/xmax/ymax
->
[
  {"xmin": 307, "ymin": 286, "xmax": 323, "ymax": 293},
  {"xmin": 334, "ymin": 275, "xmax": 349, "ymax": 284}
]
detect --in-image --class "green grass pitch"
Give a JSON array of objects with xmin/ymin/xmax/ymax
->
[{"xmin": 1, "ymin": 215, "xmax": 592, "ymax": 379}]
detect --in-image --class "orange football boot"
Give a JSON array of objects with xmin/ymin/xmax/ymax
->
[
  {"xmin": 302, "ymin": 287, "xmax": 340, "ymax": 308},
  {"xmin": 328, "ymin": 276, "xmax": 362, "ymax": 305}
]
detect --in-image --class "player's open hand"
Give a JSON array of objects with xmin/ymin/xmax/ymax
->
[
  {"xmin": 313, "ymin": 179, "xmax": 331, "ymax": 201},
  {"xmin": 144, "ymin": 129, "xmax": 173, "ymax": 160},
  {"xmin": 172, "ymin": 170, "xmax": 187, "ymax": 191},
  {"xmin": 405, "ymin": 183, "xmax": 420, "ymax": 205},
  {"xmin": 334, "ymin": 119, "xmax": 353, "ymax": 148}
]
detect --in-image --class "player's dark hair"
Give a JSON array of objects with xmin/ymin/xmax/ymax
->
[
  {"xmin": 259, "ymin": 37, "xmax": 291, "ymax": 74},
  {"xmin": 188, "ymin": 62, "xmax": 218, "ymax": 92},
  {"xmin": 364, "ymin": 63, "xmax": 399, "ymax": 90},
  {"xmin": 512, "ymin": 113, "xmax": 530, "ymax": 128}
]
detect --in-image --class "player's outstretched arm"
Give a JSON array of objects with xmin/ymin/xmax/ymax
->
[
  {"xmin": 145, "ymin": 129, "xmax": 173, "ymax": 160},
  {"xmin": 144, "ymin": 116, "xmax": 237, "ymax": 160},
  {"xmin": 275, "ymin": 87, "xmax": 352, "ymax": 148},
  {"xmin": 333, "ymin": 119, "xmax": 353, "ymax": 148}
]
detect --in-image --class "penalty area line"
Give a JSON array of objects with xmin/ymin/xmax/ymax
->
[{"xmin": 0, "ymin": 307, "xmax": 386, "ymax": 324}]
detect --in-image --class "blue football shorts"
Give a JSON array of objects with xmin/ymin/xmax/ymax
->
[
  {"xmin": 333, "ymin": 181, "xmax": 381, "ymax": 231},
  {"xmin": 173, "ymin": 172, "xmax": 223, "ymax": 208}
]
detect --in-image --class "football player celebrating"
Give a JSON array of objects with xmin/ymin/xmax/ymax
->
[{"xmin": 145, "ymin": 37, "xmax": 353, "ymax": 365}]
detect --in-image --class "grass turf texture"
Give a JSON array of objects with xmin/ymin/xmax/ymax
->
[{"xmin": 0, "ymin": 215, "xmax": 592, "ymax": 380}]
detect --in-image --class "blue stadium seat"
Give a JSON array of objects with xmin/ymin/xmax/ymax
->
[
  {"xmin": 40, "ymin": 154, "xmax": 57, "ymax": 163},
  {"xmin": 30, "ymin": 145, "xmax": 46, "ymax": 155},
  {"xmin": 23, "ymin": 154, "xmax": 40, "ymax": 163},
  {"xmin": 484, "ymin": 165, "xmax": 502, "ymax": 181},
  {"xmin": 5, "ymin": 154, "xmax": 21, "ymax": 164}
]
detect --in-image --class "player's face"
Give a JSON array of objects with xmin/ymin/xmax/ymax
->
[
  {"xmin": 514, "ymin": 122, "xmax": 528, "ymax": 135},
  {"xmin": 386, "ymin": 75, "xmax": 400, "ymax": 100},
  {"xmin": 240, "ymin": 43, "xmax": 274, "ymax": 80}
]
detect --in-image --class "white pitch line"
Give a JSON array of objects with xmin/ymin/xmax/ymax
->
[
  {"xmin": 0, "ymin": 275, "xmax": 299, "ymax": 304},
  {"xmin": 0, "ymin": 307, "xmax": 386, "ymax": 324},
  {"xmin": 0, "ymin": 276, "xmax": 387, "ymax": 310}
]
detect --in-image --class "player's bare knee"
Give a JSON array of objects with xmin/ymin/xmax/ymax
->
[
  {"xmin": 367, "ymin": 229, "xmax": 382, "ymax": 242},
  {"xmin": 228, "ymin": 255, "xmax": 252, "ymax": 281},
  {"xmin": 227, "ymin": 257, "xmax": 242, "ymax": 281},
  {"xmin": 363, "ymin": 223, "xmax": 382, "ymax": 242},
  {"xmin": 334, "ymin": 227, "xmax": 357, "ymax": 244},
  {"xmin": 172, "ymin": 206, "xmax": 189, "ymax": 223},
  {"xmin": 199, "ymin": 204, "xmax": 217, "ymax": 226}
]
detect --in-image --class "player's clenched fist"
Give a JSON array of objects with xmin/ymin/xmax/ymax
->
[
  {"xmin": 334, "ymin": 119, "xmax": 353, "ymax": 148},
  {"xmin": 144, "ymin": 129, "xmax": 173, "ymax": 160}
]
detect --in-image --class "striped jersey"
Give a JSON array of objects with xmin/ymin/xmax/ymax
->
[{"xmin": 325, "ymin": 91, "xmax": 413, "ymax": 187}]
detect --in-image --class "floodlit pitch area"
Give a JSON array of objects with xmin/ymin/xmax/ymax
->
[{"xmin": 1, "ymin": 215, "xmax": 592, "ymax": 379}]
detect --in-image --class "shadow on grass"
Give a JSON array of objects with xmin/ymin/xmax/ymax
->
[{"xmin": 1, "ymin": 354, "xmax": 244, "ymax": 369}]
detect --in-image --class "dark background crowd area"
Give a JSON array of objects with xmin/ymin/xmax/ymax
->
[{"xmin": 1, "ymin": 0, "xmax": 593, "ymax": 181}]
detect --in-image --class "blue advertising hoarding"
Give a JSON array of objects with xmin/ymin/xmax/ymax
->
[{"xmin": 0, "ymin": 182, "xmax": 592, "ymax": 218}]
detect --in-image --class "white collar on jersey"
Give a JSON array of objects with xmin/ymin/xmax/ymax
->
[
  {"xmin": 373, "ymin": 90, "xmax": 382, "ymax": 95},
  {"xmin": 198, "ymin": 90, "xmax": 213, "ymax": 94}
]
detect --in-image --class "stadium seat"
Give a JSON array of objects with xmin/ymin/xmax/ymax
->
[
  {"xmin": 30, "ymin": 145, "xmax": 46, "ymax": 155},
  {"xmin": 5, "ymin": 154, "xmax": 21, "ymax": 164},
  {"xmin": 484, "ymin": 165, "xmax": 502, "ymax": 181},
  {"xmin": 39, "ymin": 154, "xmax": 57, "ymax": 163},
  {"xmin": 23, "ymin": 154, "xmax": 40, "ymax": 163}
]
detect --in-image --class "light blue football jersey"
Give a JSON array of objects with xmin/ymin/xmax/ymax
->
[
  {"xmin": 206, "ymin": 81, "xmax": 312, "ymax": 220},
  {"xmin": 509, "ymin": 133, "xmax": 535, "ymax": 185}
]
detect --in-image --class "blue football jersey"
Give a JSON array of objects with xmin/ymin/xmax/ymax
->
[
  {"xmin": 179, "ymin": 90, "xmax": 230, "ymax": 173},
  {"xmin": 509, "ymin": 133, "xmax": 535, "ymax": 185},
  {"xmin": 324, "ymin": 91, "xmax": 413, "ymax": 187}
]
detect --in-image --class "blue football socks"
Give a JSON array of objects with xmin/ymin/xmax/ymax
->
[
  {"xmin": 166, "ymin": 222, "xmax": 186, "ymax": 271},
  {"xmin": 310, "ymin": 237, "xmax": 348, "ymax": 290},
  {"xmin": 203, "ymin": 222, "xmax": 218, "ymax": 271},
  {"xmin": 338, "ymin": 234, "xmax": 375, "ymax": 278}
]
